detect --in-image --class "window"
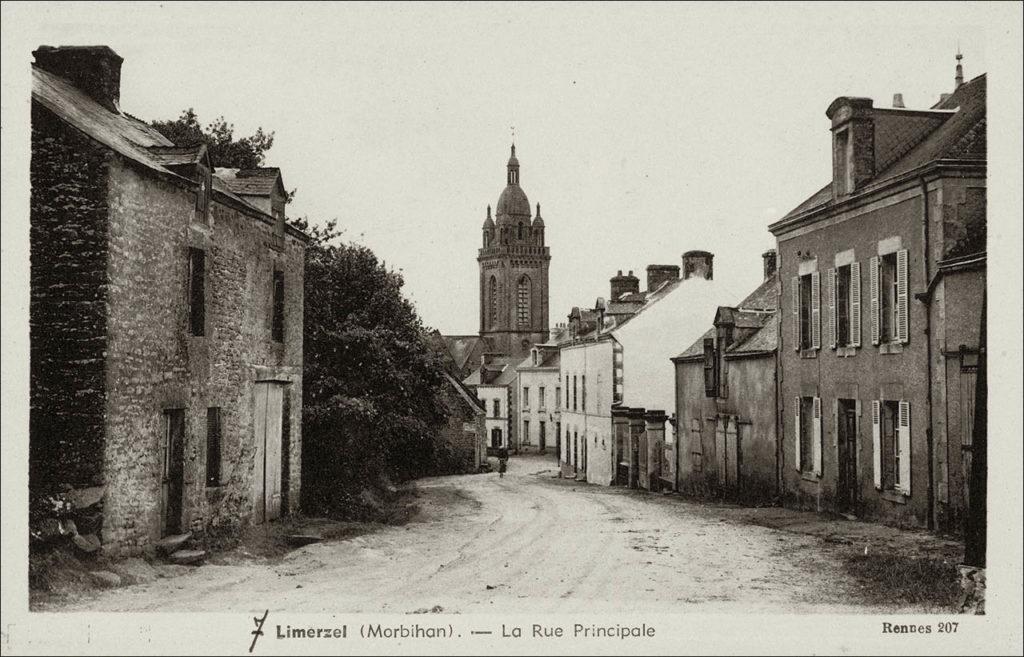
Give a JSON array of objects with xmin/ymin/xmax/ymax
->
[
  {"xmin": 488, "ymin": 277, "xmax": 498, "ymax": 328},
  {"xmin": 555, "ymin": 386, "xmax": 561, "ymax": 410},
  {"xmin": 870, "ymin": 249, "xmax": 908, "ymax": 346},
  {"xmin": 572, "ymin": 375, "xmax": 577, "ymax": 411},
  {"xmin": 872, "ymin": 400, "xmax": 911, "ymax": 494},
  {"xmin": 581, "ymin": 375, "xmax": 587, "ymax": 412},
  {"xmin": 516, "ymin": 277, "xmax": 531, "ymax": 328},
  {"xmin": 791, "ymin": 271, "xmax": 820, "ymax": 351},
  {"xmin": 205, "ymin": 407, "xmax": 222, "ymax": 487},
  {"xmin": 828, "ymin": 262, "xmax": 862, "ymax": 349},
  {"xmin": 517, "ymin": 222, "xmax": 524, "ymax": 240},
  {"xmin": 702, "ymin": 337, "xmax": 718, "ymax": 397},
  {"xmin": 492, "ymin": 399, "xmax": 500, "ymax": 418},
  {"xmin": 793, "ymin": 396, "xmax": 821, "ymax": 475},
  {"xmin": 188, "ymin": 247, "xmax": 205, "ymax": 336},
  {"xmin": 523, "ymin": 419, "xmax": 530, "ymax": 444},
  {"xmin": 538, "ymin": 386, "xmax": 546, "ymax": 411},
  {"xmin": 522, "ymin": 386, "xmax": 530, "ymax": 409},
  {"xmin": 564, "ymin": 376, "xmax": 569, "ymax": 409},
  {"xmin": 272, "ymin": 271, "xmax": 285, "ymax": 343},
  {"xmin": 834, "ymin": 128, "xmax": 854, "ymax": 194}
]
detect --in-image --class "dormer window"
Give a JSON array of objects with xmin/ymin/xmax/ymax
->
[{"xmin": 834, "ymin": 128, "xmax": 854, "ymax": 195}]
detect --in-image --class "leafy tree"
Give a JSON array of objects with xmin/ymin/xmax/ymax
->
[
  {"xmin": 151, "ymin": 108, "xmax": 277, "ymax": 171},
  {"xmin": 291, "ymin": 217, "xmax": 453, "ymax": 518}
]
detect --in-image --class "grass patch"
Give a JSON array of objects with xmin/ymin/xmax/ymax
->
[{"xmin": 842, "ymin": 551, "xmax": 960, "ymax": 611}]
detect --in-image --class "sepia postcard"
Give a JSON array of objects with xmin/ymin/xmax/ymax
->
[{"xmin": 1, "ymin": 2, "xmax": 1021, "ymax": 655}]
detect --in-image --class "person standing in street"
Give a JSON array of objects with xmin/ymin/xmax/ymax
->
[{"xmin": 497, "ymin": 446, "xmax": 509, "ymax": 478}]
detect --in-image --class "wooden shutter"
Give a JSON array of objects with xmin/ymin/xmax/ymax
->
[
  {"xmin": 897, "ymin": 249, "xmax": 909, "ymax": 344},
  {"xmin": 810, "ymin": 271, "xmax": 821, "ymax": 349},
  {"xmin": 812, "ymin": 397, "xmax": 822, "ymax": 477},
  {"xmin": 869, "ymin": 256, "xmax": 880, "ymax": 345},
  {"xmin": 850, "ymin": 261, "xmax": 862, "ymax": 347},
  {"xmin": 898, "ymin": 401, "xmax": 911, "ymax": 495},
  {"xmin": 715, "ymin": 418, "xmax": 727, "ymax": 486},
  {"xmin": 791, "ymin": 276, "xmax": 800, "ymax": 351},
  {"xmin": 827, "ymin": 268, "xmax": 837, "ymax": 349},
  {"xmin": 871, "ymin": 400, "xmax": 881, "ymax": 489},
  {"xmin": 793, "ymin": 397, "xmax": 801, "ymax": 471}
]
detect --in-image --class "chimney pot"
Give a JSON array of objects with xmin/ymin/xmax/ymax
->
[
  {"xmin": 892, "ymin": 93, "xmax": 905, "ymax": 108},
  {"xmin": 33, "ymin": 45, "xmax": 123, "ymax": 113}
]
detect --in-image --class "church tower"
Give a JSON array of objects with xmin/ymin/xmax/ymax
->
[{"xmin": 479, "ymin": 145, "xmax": 550, "ymax": 358}]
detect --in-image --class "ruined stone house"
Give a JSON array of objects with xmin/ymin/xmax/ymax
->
[{"xmin": 29, "ymin": 46, "xmax": 307, "ymax": 555}]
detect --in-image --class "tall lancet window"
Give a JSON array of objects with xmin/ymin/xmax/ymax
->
[
  {"xmin": 489, "ymin": 276, "xmax": 498, "ymax": 328},
  {"xmin": 517, "ymin": 276, "xmax": 531, "ymax": 328}
]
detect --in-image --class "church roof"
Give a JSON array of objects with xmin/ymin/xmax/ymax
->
[{"xmin": 496, "ymin": 184, "xmax": 531, "ymax": 220}]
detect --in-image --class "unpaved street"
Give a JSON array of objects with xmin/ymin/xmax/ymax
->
[{"xmin": 55, "ymin": 455, "xmax": 926, "ymax": 614}]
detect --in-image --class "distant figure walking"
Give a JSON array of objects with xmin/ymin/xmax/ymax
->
[{"xmin": 497, "ymin": 446, "xmax": 509, "ymax": 478}]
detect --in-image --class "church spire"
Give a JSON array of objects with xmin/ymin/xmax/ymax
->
[{"xmin": 507, "ymin": 143, "xmax": 520, "ymax": 185}]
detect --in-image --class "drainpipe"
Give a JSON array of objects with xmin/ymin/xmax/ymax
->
[{"xmin": 919, "ymin": 176, "xmax": 936, "ymax": 530}]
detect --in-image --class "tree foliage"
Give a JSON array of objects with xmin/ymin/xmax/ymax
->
[
  {"xmin": 151, "ymin": 108, "xmax": 277, "ymax": 171},
  {"xmin": 292, "ymin": 217, "xmax": 454, "ymax": 518}
]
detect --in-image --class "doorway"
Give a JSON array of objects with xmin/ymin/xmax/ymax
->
[
  {"xmin": 836, "ymin": 399, "xmax": 859, "ymax": 515},
  {"xmin": 254, "ymin": 382, "xmax": 286, "ymax": 523},
  {"xmin": 539, "ymin": 421, "xmax": 546, "ymax": 452},
  {"xmin": 161, "ymin": 409, "xmax": 186, "ymax": 536},
  {"xmin": 491, "ymin": 427, "xmax": 503, "ymax": 448}
]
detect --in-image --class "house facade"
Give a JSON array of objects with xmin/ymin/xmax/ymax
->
[
  {"xmin": 438, "ymin": 372, "xmax": 487, "ymax": 473},
  {"xmin": 515, "ymin": 343, "xmax": 562, "ymax": 455},
  {"xmin": 768, "ymin": 70, "xmax": 986, "ymax": 532},
  {"xmin": 29, "ymin": 46, "xmax": 306, "ymax": 555},
  {"xmin": 463, "ymin": 354, "xmax": 519, "ymax": 453},
  {"xmin": 673, "ymin": 252, "xmax": 780, "ymax": 503}
]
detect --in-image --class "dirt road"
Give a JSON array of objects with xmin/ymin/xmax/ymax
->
[{"xmin": 52, "ymin": 454, "xmax": 925, "ymax": 613}]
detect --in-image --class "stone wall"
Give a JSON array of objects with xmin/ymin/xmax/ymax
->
[
  {"xmin": 101, "ymin": 156, "xmax": 304, "ymax": 555},
  {"xmin": 29, "ymin": 103, "xmax": 111, "ymax": 491}
]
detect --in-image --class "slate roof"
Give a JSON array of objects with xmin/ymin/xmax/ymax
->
[
  {"xmin": 215, "ymin": 167, "xmax": 284, "ymax": 197},
  {"xmin": 776, "ymin": 73, "xmax": 986, "ymax": 224},
  {"xmin": 516, "ymin": 347, "xmax": 560, "ymax": 371},
  {"xmin": 31, "ymin": 64, "xmax": 285, "ymax": 226},
  {"xmin": 147, "ymin": 145, "xmax": 208, "ymax": 166},
  {"xmin": 674, "ymin": 275, "xmax": 779, "ymax": 360},
  {"xmin": 462, "ymin": 356, "xmax": 519, "ymax": 387},
  {"xmin": 443, "ymin": 371, "xmax": 485, "ymax": 414},
  {"xmin": 440, "ymin": 335, "xmax": 488, "ymax": 376}
]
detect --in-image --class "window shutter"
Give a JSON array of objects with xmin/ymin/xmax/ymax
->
[
  {"xmin": 791, "ymin": 276, "xmax": 800, "ymax": 351},
  {"xmin": 827, "ymin": 268, "xmax": 837, "ymax": 349},
  {"xmin": 869, "ymin": 256, "xmax": 880, "ymax": 345},
  {"xmin": 793, "ymin": 397, "xmax": 801, "ymax": 472},
  {"xmin": 812, "ymin": 396, "xmax": 822, "ymax": 477},
  {"xmin": 898, "ymin": 401, "xmax": 911, "ymax": 495},
  {"xmin": 871, "ymin": 400, "xmax": 881, "ymax": 489},
  {"xmin": 810, "ymin": 272, "xmax": 821, "ymax": 349},
  {"xmin": 897, "ymin": 249, "xmax": 909, "ymax": 344},
  {"xmin": 850, "ymin": 261, "xmax": 862, "ymax": 347}
]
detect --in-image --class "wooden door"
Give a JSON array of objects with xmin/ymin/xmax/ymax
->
[
  {"xmin": 253, "ymin": 382, "xmax": 285, "ymax": 524},
  {"xmin": 725, "ymin": 418, "xmax": 740, "ymax": 488},
  {"xmin": 161, "ymin": 409, "xmax": 186, "ymax": 536},
  {"xmin": 837, "ymin": 404, "xmax": 859, "ymax": 514}
]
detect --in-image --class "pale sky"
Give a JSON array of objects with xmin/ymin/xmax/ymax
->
[{"xmin": 0, "ymin": 2, "xmax": 1004, "ymax": 334}]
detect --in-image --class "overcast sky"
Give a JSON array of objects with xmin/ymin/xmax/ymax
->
[{"xmin": 1, "ymin": 2, "xmax": 1002, "ymax": 334}]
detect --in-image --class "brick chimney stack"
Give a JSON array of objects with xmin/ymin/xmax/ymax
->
[
  {"xmin": 646, "ymin": 264, "xmax": 680, "ymax": 292},
  {"xmin": 33, "ymin": 45, "xmax": 123, "ymax": 113},
  {"xmin": 681, "ymin": 250, "xmax": 714, "ymax": 281},
  {"xmin": 762, "ymin": 249, "xmax": 777, "ymax": 280},
  {"xmin": 892, "ymin": 93, "xmax": 905, "ymax": 108},
  {"xmin": 610, "ymin": 270, "xmax": 640, "ymax": 300}
]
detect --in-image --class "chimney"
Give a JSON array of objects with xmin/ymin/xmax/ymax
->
[
  {"xmin": 955, "ymin": 50, "xmax": 964, "ymax": 88},
  {"xmin": 610, "ymin": 269, "xmax": 640, "ymax": 300},
  {"xmin": 762, "ymin": 249, "xmax": 777, "ymax": 280},
  {"xmin": 826, "ymin": 96, "xmax": 875, "ymax": 197},
  {"xmin": 892, "ymin": 93, "xmax": 905, "ymax": 108},
  {"xmin": 33, "ymin": 46, "xmax": 123, "ymax": 113},
  {"xmin": 681, "ymin": 251, "xmax": 714, "ymax": 281},
  {"xmin": 646, "ymin": 264, "xmax": 680, "ymax": 292}
]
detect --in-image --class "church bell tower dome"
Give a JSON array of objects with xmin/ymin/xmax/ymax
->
[{"xmin": 495, "ymin": 144, "xmax": 531, "ymax": 221}]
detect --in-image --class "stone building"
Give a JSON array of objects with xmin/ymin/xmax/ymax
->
[
  {"xmin": 463, "ymin": 354, "xmax": 520, "ymax": 453},
  {"xmin": 438, "ymin": 372, "xmax": 487, "ymax": 472},
  {"xmin": 559, "ymin": 252, "xmax": 740, "ymax": 487},
  {"xmin": 767, "ymin": 62, "xmax": 986, "ymax": 532},
  {"xmin": 514, "ymin": 343, "xmax": 562, "ymax": 455},
  {"xmin": 478, "ymin": 145, "xmax": 551, "ymax": 360},
  {"xmin": 672, "ymin": 252, "xmax": 780, "ymax": 502},
  {"xmin": 29, "ymin": 46, "xmax": 307, "ymax": 555}
]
